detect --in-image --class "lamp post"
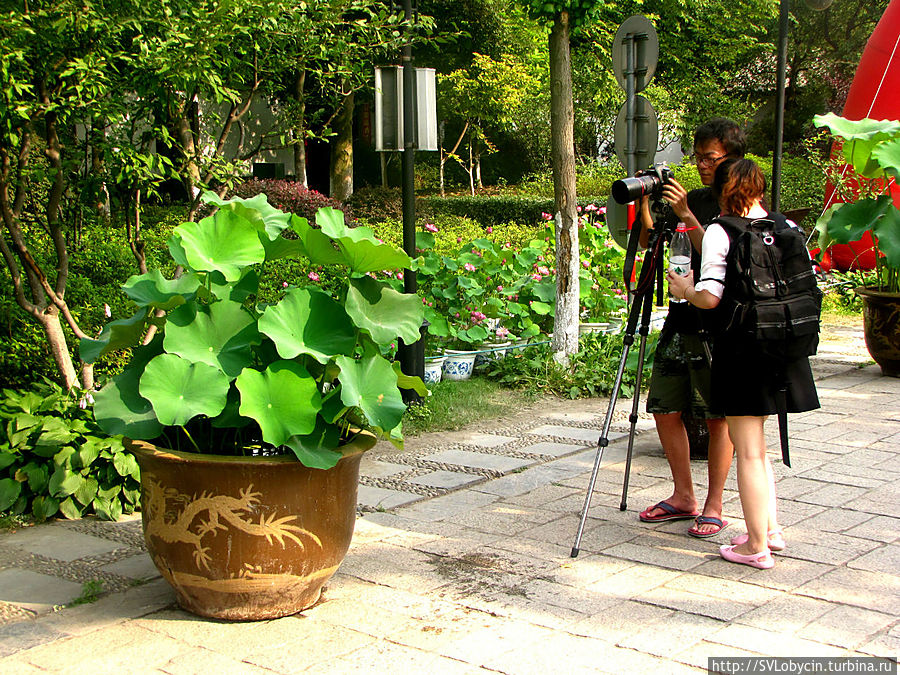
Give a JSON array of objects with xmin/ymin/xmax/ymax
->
[
  {"xmin": 771, "ymin": 0, "xmax": 834, "ymax": 212},
  {"xmin": 398, "ymin": 0, "xmax": 422, "ymax": 403}
]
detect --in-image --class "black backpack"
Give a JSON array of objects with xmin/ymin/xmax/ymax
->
[
  {"xmin": 712, "ymin": 212, "xmax": 822, "ymax": 362},
  {"xmin": 705, "ymin": 212, "xmax": 822, "ymax": 467}
]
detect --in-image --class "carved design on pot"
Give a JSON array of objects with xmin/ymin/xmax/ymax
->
[{"xmin": 142, "ymin": 477, "xmax": 321, "ymax": 571}]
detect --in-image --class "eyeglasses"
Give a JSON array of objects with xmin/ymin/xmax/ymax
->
[{"xmin": 691, "ymin": 153, "xmax": 727, "ymax": 167}]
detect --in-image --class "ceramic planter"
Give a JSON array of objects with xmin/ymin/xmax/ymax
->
[
  {"xmin": 474, "ymin": 340, "xmax": 512, "ymax": 368},
  {"xmin": 442, "ymin": 350, "xmax": 477, "ymax": 380},
  {"xmin": 578, "ymin": 321, "xmax": 622, "ymax": 336},
  {"xmin": 126, "ymin": 432, "xmax": 376, "ymax": 620},
  {"xmin": 424, "ymin": 355, "xmax": 447, "ymax": 384},
  {"xmin": 856, "ymin": 287, "xmax": 900, "ymax": 377}
]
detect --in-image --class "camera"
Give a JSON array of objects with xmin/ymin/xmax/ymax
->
[{"xmin": 611, "ymin": 164, "xmax": 674, "ymax": 205}]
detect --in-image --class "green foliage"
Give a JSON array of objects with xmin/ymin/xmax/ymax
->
[
  {"xmin": 415, "ymin": 227, "xmax": 557, "ymax": 347},
  {"xmin": 820, "ymin": 270, "xmax": 873, "ymax": 315},
  {"xmin": 0, "ymin": 381, "xmax": 140, "ymax": 522},
  {"xmin": 87, "ymin": 193, "xmax": 425, "ymax": 469},
  {"xmin": 484, "ymin": 330, "xmax": 656, "ymax": 399},
  {"xmin": 813, "ymin": 114, "xmax": 900, "ymax": 293},
  {"xmin": 346, "ymin": 187, "xmax": 404, "ymax": 222},
  {"xmin": 421, "ymin": 195, "xmax": 557, "ymax": 226}
]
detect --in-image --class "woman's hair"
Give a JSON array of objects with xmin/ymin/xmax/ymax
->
[{"xmin": 714, "ymin": 158, "xmax": 766, "ymax": 216}]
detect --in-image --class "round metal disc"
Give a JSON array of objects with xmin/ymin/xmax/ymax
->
[
  {"xmin": 614, "ymin": 96, "xmax": 658, "ymax": 174},
  {"xmin": 612, "ymin": 15, "xmax": 659, "ymax": 93},
  {"xmin": 604, "ymin": 195, "xmax": 632, "ymax": 250}
]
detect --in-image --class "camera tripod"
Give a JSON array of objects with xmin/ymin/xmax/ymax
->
[{"xmin": 570, "ymin": 213, "xmax": 679, "ymax": 558}]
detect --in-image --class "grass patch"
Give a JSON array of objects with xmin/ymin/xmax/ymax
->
[
  {"xmin": 66, "ymin": 580, "xmax": 105, "ymax": 607},
  {"xmin": 403, "ymin": 377, "xmax": 536, "ymax": 435},
  {"xmin": 0, "ymin": 513, "xmax": 32, "ymax": 532}
]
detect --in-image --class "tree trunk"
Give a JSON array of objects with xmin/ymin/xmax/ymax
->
[
  {"xmin": 176, "ymin": 112, "xmax": 201, "ymax": 199},
  {"xmin": 292, "ymin": 71, "xmax": 308, "ymax": 186},
  {"xmin": 468, "ymin": 139, "xmax": 475, "ymax": 196},
  {"xmin": 37, "ymin": 308, "xmax": 81, "ymax": 390},
  {"xmin": 549, "ymin": 11, "xmax": 579, "ymax": 362},
  {"xmin": 330, "ymin": 92, "xmax": 355, "ymax": 202}
]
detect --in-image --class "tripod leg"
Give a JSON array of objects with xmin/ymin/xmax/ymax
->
[
  {"xmin": 620, "ymin": 292, "xmax": 655, "ymax": 511},
  {"xmin": 570, "ymin": 334, "xmax": 634, "ymax": 558}
]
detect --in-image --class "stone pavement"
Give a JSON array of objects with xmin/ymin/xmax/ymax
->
[{"xmin": 0, "ymin": 323, "xmax": 898, "ymax": 673}]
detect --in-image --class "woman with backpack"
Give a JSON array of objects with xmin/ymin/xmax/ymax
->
[{"xmin": 666, "ymin": 158, "xmax": 820, "ymax": 569}]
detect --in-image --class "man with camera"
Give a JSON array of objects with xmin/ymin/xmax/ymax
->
[{"xmin": 636, "ymin": 118, "xmax": 746, "ymax": 538}]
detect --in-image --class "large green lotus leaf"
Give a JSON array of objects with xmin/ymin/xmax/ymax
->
[
  {"xmin": 415, "ymin": 231, "xmax": 436, "ymax": 249},
  {"xmin": 258, "ymin": 287, "xmax": 356, "ymax": 363},
  {"xmin": 316, "ymin": 207, "xmax": 410, "ymax": 274},
  {"xmin": 290, "ymin": 214, "xmax": 345, "ymax": 265},
  {"xmin": 122, "ymin": 269, "xmax": 202, "ymax": 311},
  {"xmin": 815, "ymin": 196, "xmax": 895, "ymax": 262},
  {"xmin": 208, "ymin": 268, "xmax": 259, "ymax": 303},
  {"xmin": 336, "ymin": 353, "xmax": 405, "ymax": 433},
  {"xmin": 532, "ymin": 281, "xmax": 557, "ymax": 302},
  {"xmin": 874, "ymin": 205, "xmax": 900, "ymax": 267},
  {"xmin": 167, "ymin": 233, "xmax": 190, "ymax": 268},
  {"xmin": 79, "ymin": 308, "xmax": 150, "ymax": 364},
  {"xmin": 235, "ymin": 361, "xmax": 321, "ymax": 446},
  {"xmin": 165, "ymin": 299, "xmax": 260, "ymax": 377},
  {"xmin": 174, "ymin": 208, "xmax": 265, "ymax": 281},
  {"xmin": 813, "ymin": 114, "xmax": 900, "ymax": 178},
  {"xmin": 202, "ymin": 191, "xmax": 291, "ymax": 239},
  {"xmin": 139, "ymin": 354, "xmax": 230, "ymax": 426},
  {"xmin": 261, "ymin": 234, "xmax": 303, "ymax": 261},
  {"xmin": 872, "ymin": 137, "xmax": 900, "ymax": 181},
  {"xmin": 284, "ymin": 416, "xmax": 342, "ymax": 469},
  {"xmin": 92, "ymin": 340, "xmax": 164, "ymax": 439},
  {"xmin": 345, "ymin": 276, "xmax": 424, "ymax": 345},
  {"xmin": 392, "ymin": 361, "xmax": 428, "ymax": 397}
]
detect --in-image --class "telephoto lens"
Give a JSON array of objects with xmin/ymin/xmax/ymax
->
[{"xmin": 611, "ymin": 173, "xmax": 663, "ymax": 204}]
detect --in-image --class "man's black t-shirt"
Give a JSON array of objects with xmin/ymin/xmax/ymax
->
[{"xmin": 663, "ymin": 187, "xmax": 719, "ymax": 335}]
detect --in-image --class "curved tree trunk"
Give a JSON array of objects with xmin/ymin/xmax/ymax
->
[
  {"xmin": 549, "ymin": 11, "xmax": 579, "ymax": 362},
  {"xmin": 330, "ymin": 92, "xmax": 355, "ymax": 201},
  {"xmin": 292, "ymin": 71, "xmax": 308, "ymax": 186}
]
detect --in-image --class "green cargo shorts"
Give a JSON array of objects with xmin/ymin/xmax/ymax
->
[{"xmin": 646, "ymin": 327, "xmax": 721, "ymax": 419}]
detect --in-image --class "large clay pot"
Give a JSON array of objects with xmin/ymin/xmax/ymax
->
[
  {"xmin": 127, "ymin": 432, "xmax": 375, "ymax": 620},
  {"xmin": 856, "ymin": 287, "xmax": 900, "ymax": 377}
]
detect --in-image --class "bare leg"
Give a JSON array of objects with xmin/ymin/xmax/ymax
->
[
  {"xmin": 692, "ymin": 417, "xmax": 734, "ymax": 534},
  {"xmin": 764, "ymin": 456, "xmax": 780, "ymax": 534},
  {"xmin": 727, "ymin": 415, "xmax": 770, "ymax": 554},
  {"xmin": 642, "ymin": 412, "xmax": 698, "ymax": 518}
]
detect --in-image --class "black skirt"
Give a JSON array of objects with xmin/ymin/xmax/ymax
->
[{"xmin": 710, "ymin": 335, "xmax": 820, "ymax": 417}]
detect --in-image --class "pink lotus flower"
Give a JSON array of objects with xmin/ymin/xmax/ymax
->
[
  {"xmin": 424, "ymin": 222, "xmax": 438, "ymax": 233},
  {"xmin": 496, "ymin": 326, "xmax": 509, "ymax": 338},
  {"xmin": 464, "ymin": 263, "xmax": 476, "ymax": 272},
  {"xmin": 308, "ymin": 272, "xmax": 320, "ymax": 282},
  {"xmin": 582, "ymin": 260, "xmax": 590, "ymax": 269},
  {"xmin": 457, "ymin": 237, "xmax": 462, "ymax": 243},
  {"xmin": 537, "ymin": 266, "xmax": 550, "ymax": 275},
  {"xmin": 585, "ymin": 204, "xmax": 597, "ymax": 212},
  {"xmin": 283, "ymin": 281, "xmax": 289, "ymax": 288},
  {"xmin": 397, "ymin": 272, "xmax": 404, "ymax": 280},
  {"xmin": 598, "ymin": 206, "xmax": 607, "ymax": 214},
  {"xmin": 497, "ymin": 285, "xmax": 503, "ymax": 291},
  {"xmin": 532, "ymin": 273, "xmax": 542, "ymax": 281},
  {"xmin": 541, "ymin": 212, "xmax": 552, "ymax": 221},
  {"xmin": 486, "ymin": 226, "xmax": 493, "ymax": 234}
]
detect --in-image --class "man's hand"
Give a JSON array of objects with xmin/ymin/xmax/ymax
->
[{"xmin": 661, "ymin": 178, "xmax": 689, "ymax": 220}]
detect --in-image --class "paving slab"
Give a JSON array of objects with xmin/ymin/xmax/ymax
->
[
  {"xmin": 5, "ymin": 526, "xmax": 122, "ymax": 561},
  {"xmin": 0, "ymin": 569, "xmax": 85, "ymax": 613},
  {"xmin": 357, "ymin": 484, "xmax": 425, "ymax": 510},
  {"xmin": 407, "ymin": 470, "xmax": 483, "ymax": 490}
]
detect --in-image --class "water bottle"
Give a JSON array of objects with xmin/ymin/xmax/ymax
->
[{"xmin": 668, "ymin": 223, "xmax": 692, "ymax": 304}]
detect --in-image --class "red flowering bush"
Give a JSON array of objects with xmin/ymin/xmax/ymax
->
[{"xmin": 229, "ymin": 180, "xmax": 351, "ymax": 224}]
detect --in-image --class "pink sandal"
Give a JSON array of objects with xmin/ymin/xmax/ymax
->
[
  {"xmin": 719, "ymin": 545, "xmax": 775, "ymax": 569},
  {"xmin": 730, "ymin": 529, "xmax": 785, "ymax": 552}
]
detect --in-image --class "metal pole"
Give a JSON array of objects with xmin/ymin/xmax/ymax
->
[
  {"xmin": 772, "ymin": 0, "xmax": 790, "ymax": 212},
  {"xmin": 399, "ymin": 0, "xmax": 422, "ymax": 401},
  {"xmin": 624, "ymin": 35, "xmax": 636, "ymax": 177}
]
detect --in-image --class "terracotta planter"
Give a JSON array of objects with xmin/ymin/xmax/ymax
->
[
  {"xmin": 127, "ymin": 432, "xmax": 375, "ymax": 620},
  {"xmin": 856, "ymin": 287, "xmax": 900, "ymax": 377}
]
